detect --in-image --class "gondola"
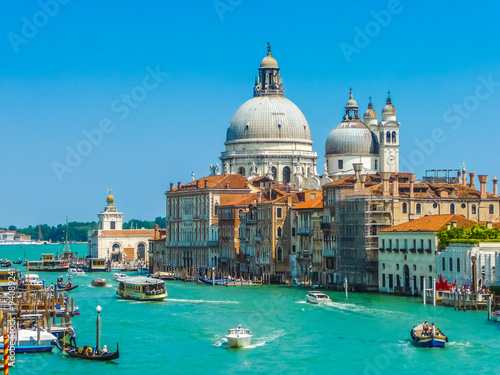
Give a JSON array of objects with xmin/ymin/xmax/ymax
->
[
  {"xmin": 1, "ymin": 261, "xmax": 11, "ymax": 267},
  {"xmin": 55, "ymin": 340, "xmax": 119, "ymax": 361},
  {"xmin": 56, "ymin": 284, "xmax": 79, "ymax": 292},
  {"xmin": 13, "ymin": 259, "xmax": 23, "ymax": 265}
]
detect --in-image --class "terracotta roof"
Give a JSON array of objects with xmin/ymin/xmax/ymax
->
[
  {"xmin": 220, "ymin": 193, "xmax": 261, "ymax": 207},
  {"xmin": 101, "ymin": 229, "xmax": 155, "ymax": 236},
  {"xmin": 170, "ymin": 174, "xmax": 249, "ymax": 192},
  {"xmin": 292, "ymin": 194, "xmax": 323, "ymax": 210},
  {"xmin": 380, "ymin": 215, "xmax": 478, "ymax": 232},
  {"xmin": 149, "ymin": 229, "xmax": 166, "ymax": 241}
]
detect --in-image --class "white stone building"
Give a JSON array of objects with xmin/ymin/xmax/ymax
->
[
  {"xmin": 88, "ymin": 193, "xmax": 154, "ymax": 261},
  {"xmin": 378, "ymin": 214, "xmax": 477, "ymax": 294}
]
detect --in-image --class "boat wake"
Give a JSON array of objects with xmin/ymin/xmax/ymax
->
[{"xmin": 168, "ymin": 298, "xmax": 239, "ymax": 304}]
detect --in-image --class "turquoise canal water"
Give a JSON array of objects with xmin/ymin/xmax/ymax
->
[{"xmin": 1, "ymin": 244, "xmax": 499, "ymax": 374}]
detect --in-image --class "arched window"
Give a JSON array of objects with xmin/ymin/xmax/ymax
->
[
  {"xmin": 283, "ymin": 166, "xmax": 291, "ymax": 184},
  {"xmin": 238, "ymin": 167, "xmax": 245, "ymax": 176},
  {"xmin": 472, "ymin": 205, "xmax": 477, "ymax": 215},
  {"xmin": 490, "ymin": 204, "xmax": 495, "ymax": 215},
  {"xmin": 416, "ymin": 203, "xmax": 421, "ymax": 214},
  {"xmin": 449, "ymin": 257, "xmax": 453, "ymax": 272},
  {"xmin": 450, "ymin": 203, "xmax": 455, "ymax": 214},
  {"xmin": 277, "ymin": 247, "xmax": 283, "ymax": 262},
  {"xmin": 271, "ymin": 166, "xmax": 277, "ymax": 180},
  {"xmin": 386, "ymin": 131, "xmax": 391, "ymax": 143},
  {"xmin": 137, "ymin": 243, "xmax": 146, "ymax": 260},
  {"xmin": 392, "ymin": 131, "xmax": 397, "ymax": 143},
  {"xmin": 277, "ymin": 226, "xmax": 282, "ymax": 238},
  {"xmin": 442, "ymin": 257, "xmax": 446, "ymax": 271},
  {"xmin": 402, "ymin": 202, "xmax": 407, "ymax": 214}
]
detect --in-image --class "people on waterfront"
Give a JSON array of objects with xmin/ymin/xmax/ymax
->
[{"xmin": 69, "ymin": 326, "xmax": 77, "ymax": 347}]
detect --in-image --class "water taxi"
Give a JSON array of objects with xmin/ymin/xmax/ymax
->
[
  {"xmin": 151, "ymin": 271, "xmax": 175, "ymax": 280},
  {"xmin": 84, "ymin": 258, "xmax": 107, "ymax": 272},
  {"xmin": 225, "ymin": 325, "xmax": 252, "ymax": 348},
  {"xmin": 19, "ymin": 274, "xmax": 44, "ymax": 290},
  {"xmin": 116, "ymin": 276, "xmax": 167, "ymax": 301},
  {"xmin": 92, "ymin": 278, "xmax": 107, "ymax": 287},
  {"xmin": 27, "ymin": 254, "xmax": 69, "ymax": 272},
  {"xmin": 69, "ymin": 267, "xmax": 86, "ymax": 276},
  {"xmin": 306, "ymin": 291, "xmax": 332, "ymax": 304},
  {"xmin": 411, "ymin": 323, "xmax": 448, "ymax": 348}
]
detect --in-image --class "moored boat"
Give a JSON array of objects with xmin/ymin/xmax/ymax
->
[
  {"xmin": 69, "ymin": 267, "xmax": 86, "ymax": 276},
  {"xmin": 19, "ymin": 274, "xmax": 44, "ymax": 290},
  {"xmin": 0, "ymin": 269, "xmax": 19, "ymax": 291},
  {"xmin": 55, "ymin": 340, "xmax": 119, "ymax": 361},
  {"xmin": 307, "ymin": 291, "xmax": 332, "ymax": 304},
  {"xmin": 411, "ymin": 323, "xmax": 448, "ymax": 348},
  {"xmin": 2, "ymin": 260, "xmax": 12, "ymax": 267},
  {"xmin": 116, "ymin": 276, "xmax": 167, "ymax": 301},
  {"xmin": 13, "ymin": 258, "xmax": 23, "ymax": 265},
  {"xmin": 151, "ymin": 271, "xmax": 175, "ymax": 280},
  {"xmin": 225, "ymin": 325, "xmax": 252, "ymax": 348},
  {"xmin": 91, "ymin": 278, "xmax": 107, "ymax": 287}
]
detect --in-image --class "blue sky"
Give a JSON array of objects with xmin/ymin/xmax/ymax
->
[{"xmin": 1, "ymin": 0, "xmax": 500, "ymax": 227}]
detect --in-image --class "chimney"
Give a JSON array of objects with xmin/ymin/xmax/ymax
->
[
  {"xmin": 462, "ymin": 166, "xmax": 467, "ymax": 186},
  {"xmin": 154, "ymin": 224, "xmax": 158, "ymax": 238},
  {"xmin": 177, "ymin": 182, "xmax": 182, "ymax": 190},
  {"xmin": 409, "ymin": 174, "xmax": 415, "ymax": 198},
  {"xmin": 493, "ymin": 177, "xmax": 498, "ymax": 197},
  {"xmin": 353, "ymin": 163, "xmax": 362, "ymax": 191},
  {"xmin": 393, "ymin": 177, "xmax": 399, "ymax": 197},
  {"xmin": 451, "ymin": 221, "xmax": 457, "ymax": 228},
  {"xmin": 486, "ymin": 221, "xmax": 493, "ymax": 229},
  {"xmin": 170, "ymin": 183, "xmax": 174, "ymax": 191},
  {"xmin": 469, "ymin": 172, "xmax": 475, "ymax": 189},
  {"xmin": 446, "ymin": 222, "xmax": 451, "ymax": 230},
  {"xmin": 204, "ymin": 179, "xmax": 208, "ymax": 188},
  {"xmin": 478, "ymin": 175, "xmax": 488, "ymax": 199},
  {"xmin": 359, "ymin": 175, "xmax": 367, "ymax": 191},
  {"xmin": 225, "ymin": 181, "xmax": 230, "ymax": 189},
  {"xmin": 457, "ymin": 171, "xmax": 461, "ymax": 184},
  {"xmin": 380, "ymin": 172, "xmax": 390, "ymax": 196},
  {"xmin": 258, "ymin": 191, "xmax": 262, "ymax": 203}
]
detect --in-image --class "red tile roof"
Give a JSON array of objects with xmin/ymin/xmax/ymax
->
[
  {"xmin": 380, "ymin": 214, "xmax": 478, "ymax": 232},
  {"xmin": 170, "ymin": 174, "xmax": 249, "ymax": 191},
  {"xmin": 292, "ymin": 194, "xmax": 323, "ymax": 210}
]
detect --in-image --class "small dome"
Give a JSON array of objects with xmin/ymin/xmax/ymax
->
[
  {"xmin": 382, "ymin": 94, "xmax": 396, "ymax": 115},
  {"xmin": 364, "ymin": 102, "xmax": 377, "ymax": 119},
  {"xmin": 107, "ymin": 195, "xmax": 114, "ymax": 204},
  {"xmin": 325, "ymin": 121, "xmax": 379, "ymax": 156},
  {"xmin": 345, "ymin": 89, "xmax": 358, "ymax": 109},
  {"xmin": 260, "ymin": 55, "xmax": 278, "ymax": 69}
]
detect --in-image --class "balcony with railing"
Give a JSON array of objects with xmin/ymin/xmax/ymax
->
[{"xmin": 297, "ymin": 227, "xmax": 313, "ymax": 236}]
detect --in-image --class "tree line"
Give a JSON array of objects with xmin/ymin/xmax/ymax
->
[{"xmin": 3, "ymin": 217, "xmax": 166, "ymax": 243}]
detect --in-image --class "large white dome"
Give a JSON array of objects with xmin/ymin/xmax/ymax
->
[
  {"xmin": 225, "ymin": 96, "xmax": 312, "ymax": 144},
  {"xmin": 325, "ymin": 121, "xmax": 379, "ymax": 155}
]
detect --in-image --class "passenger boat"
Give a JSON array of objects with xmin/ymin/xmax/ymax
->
[
  {"xmin": 55, "ymin": 340, "xmax": 119, "ymax": 361},
  {"xmin": 56, "ymin": 282, "xmax": 79, "ymax": 292},
  {"xmin": 307, "ymin": 291, "xmax": 332, "ymax": 304},
  {"xmin": 113, "ymin": 272, "xmax": 129, "ymax": 281},
  {"xmin": 0, "ymin": 269, "xmax": 19, "ymax": 291},
  {"xmin": 225, "ymin": 326, "xmax": 252, "ymax": 348},
  {"xmin": 27, "ymin": 254, "xmax": 69, "ymax": 272},
  {"xmin": 84, "ymin": 258, "xmax": 107, "ymax": 272},
  {"xmin": 411, "ymin": 324, "xmax": 448, "ymax": 348},
  {"xmin": 152, "ymin": 271, "xmax": 175, "ymax": 280},
  {"xmin": 116, "ymin": 276, "xmax": 167, "ymax": 301},
  {"xmin": 19, "ymin": 274, "xmax": 44, "ymax": 290},
  {"xmin": 91, "ymin": 278, "xmax": 107, "ymax": 287}
]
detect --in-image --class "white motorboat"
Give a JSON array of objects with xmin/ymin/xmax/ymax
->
[
  {"xmin": 17, "ymin": 328, "xmax": 58, "ymax": 346},
  {"xmin": 225, "ymin": 326, "xmax": 252, "ymax": 348},
  {"xmin": 306, "ymin": 291, "xmax": 331, "ymax": 304},
  {"xmin": 113, "ymin": 272, "xmax": 129, "ymax": 281},
  {"xmin": 19, "ymin": 274, "xmax": 44, "ymax": 290},
  {"xmin": 69, "ymin": 267, "xmax": 86, "ymax": 276}
]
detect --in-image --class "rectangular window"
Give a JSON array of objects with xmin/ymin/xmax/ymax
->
[
  {"xmin": 404, "ymin": 239, "xmax": 408, "ymax": 249},
  {"xmin": 382, "ymin": 263, "xmax": 385, "ymax": 270},
  {"xmin": 292, "ymin": 228, "xmax": 296, "ymax": 236},
  {"xmin": 429, "ymin": 277, "xmax": 433, "ymax": 290},
  {"xmin": 382, "ymin": 274, "xmax": 386, "ymax": 288},
  {"xmin": 449, "ymin": 258, "xmax": 453, "ymax": 272},
  {"xmin": 277, "ymin": 207, "xmax": 282, "ymax": 218},
  {"xmin": 457, "ymin": 258, "xmax": 460, "ymax": 273},
  {"xmin": 428, "ymin": 239, "xmax": 432, "ymax": 250},
  {"xmin": 338, "ymin": 160, "xmax": 344, "ymax": 170},
  {"xmin": 429, "ymin": 265, "xmax": 432, "ymax": 272},
  {"xmin": 292, "ymin": 245, "xmax": 296, "ymax": 253},
  {"xmin": 396, "ymin": 264, "xmax": 399, "ymax": 271},
  {"xmin": 413, "ymin": 264, "xmax": 417, "ymax": 271},
  {"xmin": 110, "ymin": 222, "xmax": 115, "ymax": 229},
  {"xmin": 389, "ymin": 274, "xmax": 393, "ymax": 289},
  {"xmin": 375, "ymin": 160, "xmax": 378, "ymax": 170}
]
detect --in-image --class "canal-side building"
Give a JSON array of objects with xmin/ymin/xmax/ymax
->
[
  {"xmin": 378, "ymin": 214, "xmax": 477, "ymax": 295},
  {"xmin": 164, "ymin": 174, "xmax": 252, "ymax": 271},
  {"xmin": 148, "ymin": 224, "xmax": 166, "ymax": 273},
  {"xmin": 88, "ymin": 193, "xmax": 154, "ymax": 261}
]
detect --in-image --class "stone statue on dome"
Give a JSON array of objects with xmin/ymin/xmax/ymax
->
[
  {"xmin": 250, "ymin": 162, "xmax": 257, "ymax": 174},
  {"xmin": 191, "ymin": 172, "xmax": 195, "ymax": 181},
  {"xmin": 215, "ymin": 163, "xmax": 220, "ymax": 175},
  {"xmin": 296, "ymin": 162, "xmax": 303, "ymax": 176},
  {"xmin": 224, "ymin": 162, "xmax": 230, "ymax": 174},
  {"xmin": 323, "ymin": 163, "xmax": 328, "ymax": 176}
]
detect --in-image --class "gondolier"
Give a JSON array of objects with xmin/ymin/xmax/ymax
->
[{"xmin": 69, "ymin": 326, "xmax": 77, "ymax": 347}]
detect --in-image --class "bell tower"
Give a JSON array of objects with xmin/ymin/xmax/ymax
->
[{"xmin": 378, "ymin": 92, "xmax": 400, "ymax": 173}]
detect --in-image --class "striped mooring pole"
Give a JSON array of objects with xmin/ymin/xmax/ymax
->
[{"xmin": 3, "ymin": 329, "xmax": 9, "ymax": 375}]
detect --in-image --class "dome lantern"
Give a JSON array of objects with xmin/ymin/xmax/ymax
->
[
  {"xmin": 364, "ymin": 96, "xmax": 378, "ymax": 119},
  {"xmin": 382, "ymin": 90, "xmax": 397, "ymax": 119},
  {"xmin": 343, "ymin": 89, "xmax": 361, "ymax": 121},
  {"xmin": 254, "ymin": 43, "xmax": 284, "ymax": 97}
]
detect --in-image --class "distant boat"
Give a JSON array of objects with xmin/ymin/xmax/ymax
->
[
  {"xmin": 13, "ymin": 258, "xmax": 22, "ymax": 265},
  {"xmin": 69, "ymin": 268, "xmax": 86, "ymax": 276},
  {"xmin": 1, "ymin": 260, "xmax": 11, "ymax": 267},
  {"xmin": 116, "ymin": 277, "xmax": 167, "ymax": 301},
  {"xmin": 225, "ymin": 326, "xmax": 252, "ymax": 348},
  {"xmin": 306, "ymin": 291, "xmax": 332, "ymax": 304},
  {"xmin": 91, "ymin": 278, "xmax": 107, "ymax": 287},
  {"xmin": 27, "ymin": 254, "xmax": 69, "ymax": 272},
  {"xmin": 411, "ymin": 324, "xmax": 448, "ymax": 348},
  {"xmin": 55, "ymin": 340, "xmax": 119, "ymax": 361}
]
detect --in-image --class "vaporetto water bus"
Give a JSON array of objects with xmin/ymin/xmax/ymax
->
[
  {"xmin": 27, "ymin": 253, "xmax": 69, "ymax": 272},
  {"xmin": 116, "ymin": 276, "xmax": 167, "ymax": 301}
]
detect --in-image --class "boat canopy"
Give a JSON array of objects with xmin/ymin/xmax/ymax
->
[{"xmin": 119, "ymin": 276, "xmax": 164, "ymax": 286}]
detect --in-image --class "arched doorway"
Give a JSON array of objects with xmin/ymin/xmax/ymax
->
[
  {"xmin": 112, "ymin": 243, "xmax": 121, "ymax": 262},
  {"xmin": 403, "ymin": 264, "xmax": 410, "ymax": 288},
  {"xmin": 137, "ymin": 243, "xmax": 146, "ymax": 260},
  {"xmin": 283, "ymin": 166, "xmax": 291, "ymax": 184}
]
